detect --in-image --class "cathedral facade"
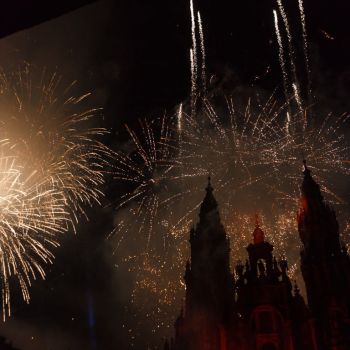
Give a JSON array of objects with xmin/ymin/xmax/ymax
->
[{"xmin": 165, "ymin": 163, "xmax": 350, "ymax": 350}]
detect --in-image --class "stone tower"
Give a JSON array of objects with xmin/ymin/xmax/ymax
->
[
  {"xmin": 298, "ymin": 160, "xmax": 350, "ymax": 349},
  {"xmin": 174, "ymin": 177, "xmax": 235, "ymax": 350}
]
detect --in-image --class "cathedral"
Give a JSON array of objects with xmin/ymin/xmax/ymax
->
[{"xmin": 165, "ymin": 162, "xmax": 350, "ymax": 350}]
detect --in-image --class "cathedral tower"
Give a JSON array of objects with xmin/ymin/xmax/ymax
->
[
  {"xmin": 174, "ymin": 177, "xmax": 235, "ymax": 350},
  {"xmin": 234, "ymin": 220, "xmax": 316, "ymax": 350},
  {"xmin": 298, "ymin": 161, "xmax": 350, "ymax": 349}
]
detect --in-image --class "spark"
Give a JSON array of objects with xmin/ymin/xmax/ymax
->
[{"xmin": 320, "ymin": 29, "xmax": 335, "ymax": 41}]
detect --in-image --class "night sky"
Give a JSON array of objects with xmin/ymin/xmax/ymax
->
[{"xmin": 0, "ymin": 1, "xmax": 350, "ymax": 349}]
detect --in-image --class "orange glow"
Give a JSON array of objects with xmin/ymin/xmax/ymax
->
[{"xmin": 219, "ymin": 326, "xmax": 228, "ymax": 350}]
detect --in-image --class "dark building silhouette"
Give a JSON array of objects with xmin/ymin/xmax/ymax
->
[
  {"xmin": 298, "ymin": 161, "xmax": 350, "ymax": 349},
  {"xmin": 166, "ymin": 163, "xmax": 350, "ymax": 350},
  {"xmin": 0, "ymin": 336, "xmax": 20, "ymax": 350}
]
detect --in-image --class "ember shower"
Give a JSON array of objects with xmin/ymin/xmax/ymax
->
[{"xmin": 111, "ymin": 0, "xmax": 350, "ymax": 348}]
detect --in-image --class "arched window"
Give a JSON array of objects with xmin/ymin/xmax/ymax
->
[
  {"xmin": 250, "ymin": 305, "xmax": 283, "ymax": 335},
  {"xmin": 258, "ymin": 311, "xmax": 273, "ymax": 333}
]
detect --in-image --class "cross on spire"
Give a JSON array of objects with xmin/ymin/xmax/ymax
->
[
  {"xmin": 303, "ymin": 159, "xmax": 311, "ymax": 177},
  {"xmin": 199, "ymin": 176, "xmax": 219, "ymax": 223}
]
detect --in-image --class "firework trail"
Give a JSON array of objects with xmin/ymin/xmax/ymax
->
[
  {"xmin": 197, "ymin": 12, "xmax": 207, "ymax": 95},
  {"xmin": 273, "ymin": 8, "xmax": 305, "ymax": 137},
  {"xmin": 176, "ymin": 104, "xmax": 184, "ymax": 161},
  {"xmin": 276, "ymin": 0, "xmax": 304, "ymax": 118},
  {"xmin": 0, "ymin": 65, "xmax": 113, "ymax": 316},
  {"xmin": 176, "ymin": 104, "xmax": 183, "ymax": 136},
  {"xmin": 190, "ymin": 0, "xmax": 198, "ymax": 116},
  {"xmin": 298, "ymin": 0, "xmax": 312, "ymax": 98},
  {"xmin": 273, "ymin": 11, "xmax": 290, "ymax": 107},
  {"xmin": 189, "ymin": 1, "xmax": 206, "ymax": 114}
]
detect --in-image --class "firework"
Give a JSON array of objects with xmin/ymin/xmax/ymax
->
[
  {"xmin": 0, "ymin": 65, "xmax": 113, "ymax": 223},
  {"xmin": 0, "ymin": 65, "xmax": 113, "ymax": 316},
  {"xmin": 111, "ymin": 116, "xmax": 205, "ymax": 252},
  {"xmin": 0, "ymin": 152, "xmax": 68, "ymax": 318},
  {"xmin": 180, "ymin": 94, "xmax": 350, "ymax": 206}
]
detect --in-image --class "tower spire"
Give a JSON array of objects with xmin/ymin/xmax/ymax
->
[
  {"xmin": 199, "ymin": 175, "xmax": 219, "ymax": 223},
  {"xmin": 207, "ymin": 175, "xmax": 213, "ymax": 192},
  {"xmin": 252, "ymin": 213, "xmax": 265, "ymax": 245},
  {"xmin": 254, "ymin": 211, "xmax": 260, "ymax": 228},
  {"xmin": 179, "ymin": 177, "xmax": 234, "ymax": 350},
  {"xmin": 302, "ymin": 159, "xmax": 310, "ymax": 176},
  {"xmin": 300, "ymin": 160, "xmax": 324, "ymax": 211},
  {"xmin": 298, "ymin": 161, "xmax": 350, "ymax": 348}
]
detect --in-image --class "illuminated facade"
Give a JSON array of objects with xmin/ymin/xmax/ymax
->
[{"xmin": 165, "ymin": 163, "xmax": 350, "ymax": 350}]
